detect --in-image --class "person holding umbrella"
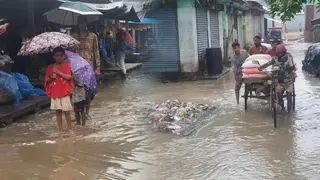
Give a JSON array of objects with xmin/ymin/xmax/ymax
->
[
  {"xmin": 72, "ymin": 16, "xmax": 100, "ymax": 119},
  {"xmin": 44, "ymin": 47, "xmax": 73, "ymax": 134}
]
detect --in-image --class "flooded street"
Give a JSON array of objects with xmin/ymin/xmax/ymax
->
[{"xmin": 1, "ymin": 42, "xmax": 320, "ymax": 180}]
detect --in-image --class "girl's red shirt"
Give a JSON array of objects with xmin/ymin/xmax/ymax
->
[{"xmin": 44, "ymin": 63, "xmax": 72, "ymax": 98}]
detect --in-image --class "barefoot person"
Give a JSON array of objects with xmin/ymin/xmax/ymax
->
[
  {"xmin": 72, "ymin": 76, "xmax": 86, "ymax": 126},
  {"xmin": 115, "ymin": 29, "xmax": 127, "ymax": 78},
  {"xmin": 72, "ymin": 16, "xmax": 100, "ymax": 119},
  {"xmin": 229, "ymin": 42, "xmax": 249, "ymax": 104},
  {"xmin": 259, "ymin": 44, "xmax": 295, "ymax": 111},
  {"xmin": 45, "ymin": 47, "xmax": 73, "ymax": 134}
]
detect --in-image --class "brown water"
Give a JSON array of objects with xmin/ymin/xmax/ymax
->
[{"xmin": 1, "ymin": 43, "xmax": 319, "ymax": 180}]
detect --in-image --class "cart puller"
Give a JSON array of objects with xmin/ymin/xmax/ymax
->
[
  {"xmin": 258, "ymin": 44, "xmax": 296, "ymax": 110},
  {"xmin": 229, "ymin": 42, "xmax": 250, "ymax": 104},
  {"xmin": 266, "ymin": 40, "xmax": 280, "ymax": 57}
]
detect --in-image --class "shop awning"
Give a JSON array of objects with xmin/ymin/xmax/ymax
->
[{"xmin": 128, "ymin": 18, "xmax": 159, "ymax": 24}]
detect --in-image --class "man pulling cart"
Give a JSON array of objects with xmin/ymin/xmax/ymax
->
[{"xmin": 240, "ymin": 44, "xmax": 296, "ymax": 127}]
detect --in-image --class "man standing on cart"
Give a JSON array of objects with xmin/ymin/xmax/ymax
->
[
  {"xmin": 249, "ymin": 36, "xmax": 268, "ymax": 55},
  {"xmin": 230, "ymin": 42, "xmax": 250, "ymax": 104},
  {"xmin": 259, "ymin": 44, "xmax": 295, "ymax": 110}
]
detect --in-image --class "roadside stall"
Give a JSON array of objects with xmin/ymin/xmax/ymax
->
[
  {"xmin": 55, "ymin": 0, "xmax": 148, "ymax": 72},
  {"xmin": 0, "ymin": 0, "xmax": 62, "ymax": 125}
]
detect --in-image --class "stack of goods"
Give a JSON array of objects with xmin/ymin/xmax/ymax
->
[
  {"xmin": 242, "ymin": 55, "xmax": 272, "ymax": 81},
  {"xmin": 0, "ymin": 54, "xmax": 14, "ymax": 73},
  {"xmin": 149, "ymin": 99, "xmax": 216, "ymax": 135},
  {"xmin": 0, "ymin": 72, "xmax": 46, "ymax": 105}
]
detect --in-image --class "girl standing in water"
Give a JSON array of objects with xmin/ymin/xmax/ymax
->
[{"xmin": 44, "ymin": 47, "xmax": 73, "ymax": 134}]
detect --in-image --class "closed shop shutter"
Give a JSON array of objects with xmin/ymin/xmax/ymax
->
[
  {"xmin": 210, "ymin": 9, "xmax": 220, "ymax": 47},
  {"xmin": 144, "ymin": 7, "xmax": 179, "ymax": 72},
  {"xmin": 196, "ymin": 8, "xmax": 209, "ymax": 64}
]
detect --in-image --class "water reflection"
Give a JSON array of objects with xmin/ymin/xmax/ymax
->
[{"xmin": 1, "ymin": 43, "xmax": 320, "ymax": 180}]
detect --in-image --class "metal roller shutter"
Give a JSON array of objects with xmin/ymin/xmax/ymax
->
[
  {"xmin": 196, "ymin": 8, "xmax": 209, "ymax": 64},
  {"xmin": 210, "ymin": 9, "xmax": 220, "ymax": 47},
  {"xmin": 144, "ymin": 7, "xmax": 179, "ymax": 72}
]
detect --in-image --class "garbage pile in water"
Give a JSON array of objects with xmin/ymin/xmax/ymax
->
[{"xmin": 149, "ymin": 99, "xmax": 216, "ymax": 135}]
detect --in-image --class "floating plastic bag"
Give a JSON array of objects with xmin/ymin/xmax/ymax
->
[
  {"xmin": 0, "ymin": 72, "xmax": 22, "ymax": 105},
  {"xmin": 11, "ymin": 73, "xmax": 46, "ymax": 99}
]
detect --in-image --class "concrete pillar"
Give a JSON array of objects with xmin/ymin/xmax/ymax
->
[
  {"xmin": 207, "ymin": 10, "xmax": 211, "ymax": 48},
  {"xmin": 177, "ymin": 0, "xmax": 198, "ymax": 72},
  {"xmin": 261, "ymin": 13, "xmax": 265, "ymax": 38},
  {"xmin": 218, "ymin": 10, "xmax": 225, "ymax": 59}
]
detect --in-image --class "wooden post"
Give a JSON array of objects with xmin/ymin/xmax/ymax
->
[
  {"xmin": 132, "ymin": 30, "xmax": 136, "ymax": 44},
  {"xmin": 125, "ymin": 21, "xmax": 129, "ymax": 31},
  {"xmin": 28, "ymin": 0, "xmax": 35, "ymax": 36},
  {"xmin": 115, "ymin": 20, "xmax": 120, "ymax": 28}
]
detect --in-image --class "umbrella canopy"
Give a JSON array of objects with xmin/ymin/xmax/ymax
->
[
  {"xmin": 44, "ymin": 2, "xmax": 103, "ymax": 26},
  {"xmin": 58, "ymin": 0, "xmax": 142, "ymax": 22},
  {"xmin": 0, "ymin": 23, "xmax": 8, "ymax": 36},
  {"xmin": 59, "ymin": 1, "xmax": 103, "ymax": 15},
  {"xmin": 18, "ymin": 32, "xmax": 79, "ymax": 56},
  {"xmin": 65, "ymin": 50, "xmax": 97, "ymax": 93}
]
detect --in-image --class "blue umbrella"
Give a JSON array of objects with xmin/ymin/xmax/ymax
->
[{"xmin": 65, "ymin": 50, "xmax": 98, "ymax": 93}]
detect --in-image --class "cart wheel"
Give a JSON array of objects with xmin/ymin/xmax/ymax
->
[
  {"xmin": 244, "ymin": 84, "xmax": 248, "ymax": 111},
  {"xmin": 292, "ymin": 84, "xmax": 296, "ymax": 112},
  {"xmin": 287, "ymin": 92, "xmax": 292, "ymax": 113},
  {"xmin": 271, "ymin": 89, "xmax": 277, "ymax": 128}
]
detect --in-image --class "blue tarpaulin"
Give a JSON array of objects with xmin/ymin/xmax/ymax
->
[
  {"xmin": 0, "ymin": 72, "xmax": 22, "ymax": 105},
  {"xmin": 129, "ymin": 18, "xmax": 159, "ymax": 24},
  {"xmin": 11, "ymin": 73, "xmax": 46, "ymax": 100},
  {"xmin": 0, "ymin": 72, "xmax": 46, "ymax": 105}
]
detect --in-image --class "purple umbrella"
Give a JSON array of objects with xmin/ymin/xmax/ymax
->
[{"xmin": 65, "ymin": 50, "xmax": 97, "ymax": 93}]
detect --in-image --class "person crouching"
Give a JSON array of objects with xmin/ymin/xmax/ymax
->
[
  {"xmin": 44, "ymin": 47, "xmax": 73, "ymax": 134},
  {"xmin": 72, "ymin": 76, "xmax": 86, "ymax": 126}
]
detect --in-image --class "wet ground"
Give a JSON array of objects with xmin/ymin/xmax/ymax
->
[{"xmin": 0, "ymin": 42, "xmax": 319, "ymax": 180}]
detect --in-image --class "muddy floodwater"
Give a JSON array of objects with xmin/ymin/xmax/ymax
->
[{"xmin": 1, "ymin": 43, "xmax": 320, "ymax": 180}]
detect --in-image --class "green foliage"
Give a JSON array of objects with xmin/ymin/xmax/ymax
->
[
  {"xmin": 244, "ymin": 43, "xmax": 251, "ymax": 52},
  {"xmin": 266, "ymin": 0, "xmax": 318, "ymax": 22},
  {"xmin": 241, "ymin": 18, "xmax": 248, "ymax": 31},
  {"xmin": 242, "ymin": 18, "xmax": 248, "ymax": 46}
]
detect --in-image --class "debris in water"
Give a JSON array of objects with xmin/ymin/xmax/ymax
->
[{"xmin": 149, "ymin": 99, "xmax": 216, "ymax": 135}]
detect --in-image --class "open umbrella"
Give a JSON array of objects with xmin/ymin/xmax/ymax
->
[
  {"xmin": 44, "ymin": 1, "xmax": 103, "ymax": 26},
  {"xmin": 18, "ymin": 32, "xmax": 79, "ymax": 56},
  {"xmin": 65, "ymin": 50, "xmax": 97, "ymax": 93}
]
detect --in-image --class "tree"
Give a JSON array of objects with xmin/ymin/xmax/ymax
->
[{"xmin": 266, "ymin": 0, "xmax": 318, "ymax": 22}]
